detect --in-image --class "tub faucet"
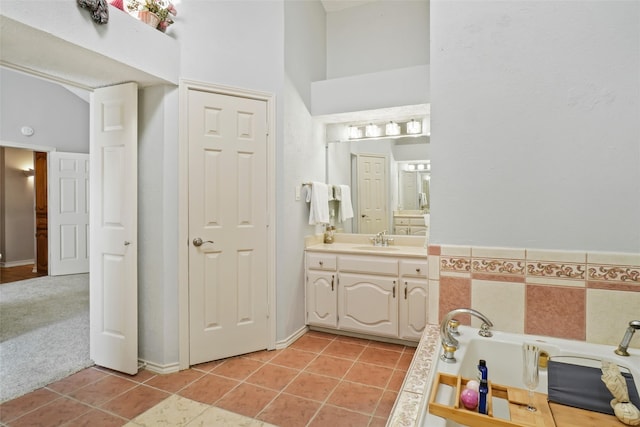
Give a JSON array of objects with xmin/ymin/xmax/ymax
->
[
  {"xmin": 614, "ymin": 320, "xmax": 640, "ymax": 357},
  {"xmin": 440, "ymin": 308, "xmax": 494, "ymax": 363}
]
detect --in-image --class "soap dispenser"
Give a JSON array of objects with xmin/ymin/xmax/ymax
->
[{"xmin": 324, "ymin": 226, "xmax": 335, "ymax": 244}]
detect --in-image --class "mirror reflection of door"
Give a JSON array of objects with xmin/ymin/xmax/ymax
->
[
  {"xmin": 357, "ymin": 153, "xmax": 388, "ymax": 234},
  {"xmin": 400, "ymin": 170, "xmax": 418, "ymax": 210}
]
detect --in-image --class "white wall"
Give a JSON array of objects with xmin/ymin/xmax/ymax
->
[
  {"xmin": 0, "ymin": 69, "xmax": 89, "ymax": 152},
  {"xmin": 285, "ymin": 1, "xmax": 326, "ymax": 110},
  {"xmin": 176, "ymin": 1, "xmax": 284, "ymax": 95},
  {"xmin": 281, "ymin": 1, "xmax": 327, "ymax": 340},
  {"xmin": 326, "ymin": 0, "xmax": 430, "ymax": 79},
  {"xmin": 138, "ymin": 85, "xmax": 179, "ymax": 366},
  {"xmin": 430, "ymin": 0, "xmax": 640, "ymax": 253}
]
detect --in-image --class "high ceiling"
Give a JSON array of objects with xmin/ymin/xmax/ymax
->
[{"xmin": 320, "ymin": 0, "xmax": 378, "ymax": 12}]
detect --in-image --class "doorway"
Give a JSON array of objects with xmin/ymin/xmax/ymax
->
[{"xmin": 0, "ymin": 146, "xmax": 48, "ymax": 278}]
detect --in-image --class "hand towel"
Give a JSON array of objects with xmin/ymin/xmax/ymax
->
[
  {"xmin": 306, "ymin": 182, "xmax": 330, "ymax": 225},
  {"xmin": 337, "ymin": 185, "xmax": 354, "ymax": 222}
]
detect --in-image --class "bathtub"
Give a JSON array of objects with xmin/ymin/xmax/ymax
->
[{"xmin": 421, "ymin": 326, "xmax": 640, "ymax": 427}]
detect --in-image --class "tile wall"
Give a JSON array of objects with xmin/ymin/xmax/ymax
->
[{"xmin": 427, "ymin": 244, "xmax": 640, "ymax": 348}]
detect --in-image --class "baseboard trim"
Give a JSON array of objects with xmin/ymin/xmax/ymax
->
[
  {"xmin": 308, "ymin": 326, "xmax": 419, "ymax": 347},
  {"xmin": 275, "ymin": 325, "xmax": 309, "ymax": 350},
  {"xmin": 138, "ymin": 359, "xmax": 180, "ymax": 375},
  {"xmin": 0, "ymin": 259, "xmax": 35, "ymax": 268},
  {"xmin": 141, "ymin": 326, "xmax": 309, "ymax": 374}
]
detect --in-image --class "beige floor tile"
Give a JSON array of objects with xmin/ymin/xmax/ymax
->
[
  {"xmin": 188, "ymin": 406, "xmax": 277, "ymax": 427},
  {"xmin": 129, "ymin": 395, "xmax": 209, "ymax": 426}
]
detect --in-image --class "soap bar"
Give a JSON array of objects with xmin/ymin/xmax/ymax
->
[{"xmin": 461, "ymin": 388, "xmax": 479, "ymax": 410}]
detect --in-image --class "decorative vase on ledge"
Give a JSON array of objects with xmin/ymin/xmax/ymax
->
[{"xmin": 138, "ymin": 10, "xmax": 160, "ymax": 28}]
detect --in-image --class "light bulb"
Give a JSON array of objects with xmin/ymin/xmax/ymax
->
[
  {"xmin": 348, "ymin": 126, "xmax": 362, "ymax": 139},
  {"xmin": 406, "ymin": 119, "xmax": 422, "ymax": 135},
  {"xmin": 385, "ymin": 121, "xmax": 400, "ymax": 136},
  {"xmin": 365, "ymin": 123, "xmax": 381, "ymax": 138}
]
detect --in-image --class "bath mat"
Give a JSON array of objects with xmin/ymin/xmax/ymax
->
[{"xmin": 548, "ymin": 358, "xmax": 640, "ymax": 415}]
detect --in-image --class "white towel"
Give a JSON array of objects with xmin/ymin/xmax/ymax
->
[
  {"xmin": 306, "ymin": 182, "xmax": 330, "ymax": 225},
  {"xmin": 336, "ymin": 184, "xmax": 354, "ymax": 222}
]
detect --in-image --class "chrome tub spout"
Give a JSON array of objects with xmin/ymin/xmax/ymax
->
[{"xmin": 440, "ymin": 308, "xmax": 494, "ymax": 363}]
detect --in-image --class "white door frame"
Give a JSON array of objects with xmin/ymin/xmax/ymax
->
[{"xmin": 177, "ymin": 80, "xmax": 276, "ymax": 370}]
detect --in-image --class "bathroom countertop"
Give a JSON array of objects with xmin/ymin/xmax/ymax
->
[
  {"xmin": 393, "ymin": 213, "xmax": 427, "ymax": 218},
  {"xmin": 305, "ymin": 242, "xmax": 427, "ymax": 258},
  {"xmin": 387, "ymin": 323, "xmax": 440, "ymax": 426}
]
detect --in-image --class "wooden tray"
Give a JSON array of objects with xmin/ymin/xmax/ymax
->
[
  {"xmin": 428, "ymin": 373, "xmax": 624, "ymax": 427},
  {"xmin": 428, "ymin": 373, "xmax": 555, "ymax": 427}
]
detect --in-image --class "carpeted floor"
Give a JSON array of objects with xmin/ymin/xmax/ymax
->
[{"xmin": 0, "ymin": 274, "xmax": 93, "ymax": 402}]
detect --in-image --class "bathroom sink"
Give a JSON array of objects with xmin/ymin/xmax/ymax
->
[{"xmin": 353, "ymin": 246, "xmax": 398, "ymax": 251}]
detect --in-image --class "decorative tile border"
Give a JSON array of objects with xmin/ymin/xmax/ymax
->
[
  {"xmin": 472, "ymin": 258, "xmax": 525, "ymax": 275},
  {"xmin": 432, "ymin": 245, "xmax": 638, "ymax": 285},
  {"xmin": 526, "ymin": 262, "xmax": 586, "ymax": 279},
  {"xmin": 587, "ymin": 265, "xmax": 639, "ymax": 282},
  {"xmin": 387, "ymin": 324, "xmax": 439, "ymax": 427},
  {"xmin": 440, "ymin": 257, "xmax": 471, "ymax": 274},
  {"xmin": 400, "ymin": 325, "xmax": 439, "ymax": 395}
]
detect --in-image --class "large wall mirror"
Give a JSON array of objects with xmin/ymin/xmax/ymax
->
[{"xmin": 320, "ymin": 104, "xmax": 430, "ymax": 236}]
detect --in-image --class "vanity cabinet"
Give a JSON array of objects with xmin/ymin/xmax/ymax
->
[
  {"xmin": 393, "ymin": 215, "xmax": 427, "ymax": 236},
  {"xmin": 305, "ymin": 250, "xmax": 427, "ymax": 341},
  {"xmin": 338, "ymin": 255, "xmax": 399, "ymax": 338},
  {"xmin": 399, "ymin": 259, "xmax": 428, "ymax": 340},
  {"xmin": 305, "ymin": 253, "xmax": 338, "ymax": 328}
]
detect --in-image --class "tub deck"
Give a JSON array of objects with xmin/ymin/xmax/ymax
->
[{"xmin": 387, "ymin": 325, "xmax": 639, "ymax": 427}]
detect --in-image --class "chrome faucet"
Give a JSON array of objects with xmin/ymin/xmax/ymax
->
[
  {"xmin": 440, "ymin": 308, "xmax": 494, "ymax": 363},
  {"xmin": 373, "ymin": 230, "xmax": 389, "ymax": 246},
  {"xmin": 614, "ymin": 320, "xmax": 640, "ymax": 356}
]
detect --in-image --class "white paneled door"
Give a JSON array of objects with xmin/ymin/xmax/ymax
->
[
  {"xmin": 90, "ymin": 83, "xmax": 138, "ymax": 375},
  {"xmin": 357, "ymin": 154, "xmax": 388, "ymax": 234},
  {"xmin": 188, "ymin": 89, "xmax": 269, "ymax": 365},
  {"xmin": 49, "ymin": 152, "xmax": 90, "ymax": 276}
]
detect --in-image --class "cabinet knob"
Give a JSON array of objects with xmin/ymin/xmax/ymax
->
[
  {"xmin": 319, "ymin": 261, "xmax": 324, "ymax": 267},
  {"xmin": 416, "ymin": 268, "xmax": 421, "ymax": 273}
]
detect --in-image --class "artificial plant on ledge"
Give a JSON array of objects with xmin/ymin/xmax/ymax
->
[{"xmin": 113, "ymin": 0, "xmax": 177, "ymax": 32}]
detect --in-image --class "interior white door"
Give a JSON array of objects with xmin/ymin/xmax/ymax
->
[
  {"xmin": 188, "ymin": 89, "xmax": 269, "ymax": 365},
  {"xmin": 89, "ymin": 82, "xmax": 138, "ymax": 375},
  {"xmin": 357, "ymin": 154, "xmax": 387, "ymax": 234},
  {"xmin": 49, "ymin": 152, "xmax": 90, "ymax": 276}
]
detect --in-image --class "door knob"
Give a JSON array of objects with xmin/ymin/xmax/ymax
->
[{"xmin": 193, "ymin": 237, "xmax": 214, "ymax": 247}]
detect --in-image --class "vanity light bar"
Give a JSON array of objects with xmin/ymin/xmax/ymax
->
[{"xmin": 348, "ymin": 119, "xmax": 425, "ymax": 140}]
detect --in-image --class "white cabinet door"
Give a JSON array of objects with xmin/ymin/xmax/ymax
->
[
  {"xmin": 339, "ymin": 273, "xmax": 398, "ymax": 337},
  {"xmin": 306, "ymin": 270, "xmax": 338, "ymax": 328},
  {"xmin": 399, "ymin": 278, "xmax": 428, "ymax": 340}
]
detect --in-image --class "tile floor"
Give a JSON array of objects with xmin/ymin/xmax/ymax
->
[{"xmin": 0, "ymin": 330, "xmax": 416, "ymax": 427}]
